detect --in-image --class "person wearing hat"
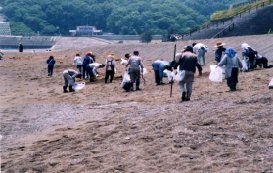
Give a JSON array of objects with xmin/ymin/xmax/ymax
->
[
  {"xmin": 63, "ymin": 69, "xmax": 82, "ymax": 92},
  {"xmin": 174, "ymin": 46, "xmax": 202, "ymax": 102},
  {"xmin": 215, "ymin": 42, "xmax": 226, "ymax": 63},
  {"xmin": 218, "ymin": 47, "xmax": 243, "ymax": 91},
  {"xmin": 241, "ymin": 43, "xmax": 257, "ymax": 71},
  {"xmin": 105, "ymin": 54, "xmax": 116, "ymax": 83},
  {"xmin": 192, "ymin": 42, "xmax": 208, "ymax": 66}
]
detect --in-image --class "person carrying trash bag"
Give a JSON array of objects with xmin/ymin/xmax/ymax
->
[
  {"xmin": 218, "ymin": 47, "xmax": 243, "ymax": 91},
  {"xmin": 63, "ymin": 69, "xmax": 82, "ymax": 93},
  {"xmin": 126, "ymin": 51, "xmax": 144, "ymax": 91},
  {"xmin": 174, "ymin": 46, "xmax": 202, "ymax": 102}
]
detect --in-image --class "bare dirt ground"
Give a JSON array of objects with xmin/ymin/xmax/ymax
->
[{"xmin": 1, "ymin": 35, "xmax": 273, "ymax": 173}]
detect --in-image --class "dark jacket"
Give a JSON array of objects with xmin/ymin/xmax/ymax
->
[
  {"xmin": 215, "ymin": 47, "xmax": 226, "ymax": 63},
  {"xmin": 47, "ymin": 58, "xmax": 55, "ymax": 66},
  {"xmin": 176, "ymin": 51, "xmax": 202, "ymax": 74},
  {"xmin": 83, "ymin": 56, "xmax": 94, "ymax": 66}
]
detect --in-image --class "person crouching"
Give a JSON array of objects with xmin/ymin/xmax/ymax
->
[
  {"xmin": 86, "ymin": 63, "xmax": 105, "ymax": 82},
  {"xmin": 152, "ymin": 60, "xmax": 172, "ymax": 85},
  {"xmin": 63, "ymin": 69, "xmax": 81, "ymax": 93}
]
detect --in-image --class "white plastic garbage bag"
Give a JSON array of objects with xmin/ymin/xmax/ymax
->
[
  {"xmin": 142, "ymin": 68, "xmax": 147, "ymax": 75},
  {"xmin": 121, "ymin": 71, "xmax": 131, "ymax": 87},
  {"xmin": 241, "ymin": 59, "xmax": 248, "ymax": 72},
  {"xmin": 209, "ymin": 65, "xmax": 223, "ymax": 82},
  {"xmin": 163, "ymin": 69, "xmax": 175, "ymax": 82},
  {"xmin": 72, "ymin": 82, "xmax": 86, "ymax": 91},
  {"xmin": 120, "ymin": 58, "xmax": 128, "ymax": 65},
  {"xmin": 174, "ymin": 70, "xmax": 185, "ymax": 81}
]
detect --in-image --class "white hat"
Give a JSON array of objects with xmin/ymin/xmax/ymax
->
[{"xmin": 241, "ymin": 43, "xmax": 250, "ymax": 49}]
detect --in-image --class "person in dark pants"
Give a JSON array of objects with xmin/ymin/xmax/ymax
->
[
  {"xmin": 126, "ymin": 51, "xmax": 144, "ymax": 91},
  {"xmin": 46, "ymin": 55, "xmax": 56, "ymax": 76},
  {"xmin": 86, "ymin": 63, "xmax": 105, "ymax": 82},
  {"xmin": 105, "ymin": 55, "xmax": 116, "ymax": 83},
  {"xmin": 218, "ymin": 48, "xmax": 243, "ymax": 91},
  {"xmin": 175, "ymin": 46, "xmax": 202, "ymax": 102},
  {"xmin": 19, "ymin": 43, "xmax": 24, "ymax": 52},
  {"xmin": 63, "ymin": 69, "xmax": 81, "ymax": 93},
  {"xmin": 152, "ymin": 60, "xmax": 171, "ymax": 85},
  {"xmin": 255, "ymin": 55, "xmax": 273, "ymax": 68},
  {"xmin": 214, "ymin": 42, "xmax": 226, "ymax": 63},
  {"xmin": 82, "ymin": 52, "xmax": 94, "ymax": 79}
]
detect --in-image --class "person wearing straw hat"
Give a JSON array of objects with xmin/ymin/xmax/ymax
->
[{"xmin": 214, "ymin": 42, "xmax": 226, "ymax": 63}]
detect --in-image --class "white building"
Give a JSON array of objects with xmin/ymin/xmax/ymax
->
[{"xmin": 69, "ymin": 25, "xmax": 102, "ymax": 36}]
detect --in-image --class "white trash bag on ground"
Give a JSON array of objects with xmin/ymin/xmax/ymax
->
[
  {"xmin": 72, "ymin": 82, "xmax": 86, "ymax": 91},
  {"xmin": 209, "ymin": 65, "xmax": 223, "ymax": 82}
]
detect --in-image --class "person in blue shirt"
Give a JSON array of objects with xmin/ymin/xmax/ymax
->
[
  {"xmin": 46, "ymin": 55, "xmax": 56, "ymax": 76},
  {"xmin": 152, "ymin": 60, "xmax": 172, "ymax": 85},
  {"xmin": 82, "ymin": 52, "xmax": 94, "ymax": 79}
]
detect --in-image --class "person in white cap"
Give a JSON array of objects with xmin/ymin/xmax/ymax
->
[
  {"xmin": 192, "ymin": 42, "xmax": 208, "ymax": 66},
  {"xmin": 241, "ymin": 43, "xmax": 257, "ymax": 71}
]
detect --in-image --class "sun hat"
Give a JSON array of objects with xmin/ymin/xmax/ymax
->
[{"xmin": 215, "ymin": 42, "xmax": 225, "ymax": 47}]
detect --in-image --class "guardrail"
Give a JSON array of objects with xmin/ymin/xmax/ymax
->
[{"xmin": 211, "ymin": 22, "xmax": 235, "ymax": 39}]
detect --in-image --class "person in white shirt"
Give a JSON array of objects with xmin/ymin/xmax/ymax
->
[
  {"xmin": 192, "ymin": 42, "xmax": 208, "ymax": 66},
  {"xmin": 73, "ymin": 53, "xmax": 83, "ymax": 77}
]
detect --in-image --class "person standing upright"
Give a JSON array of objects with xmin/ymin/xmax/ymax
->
[
  {"xmin": 214, "ymin": 42, "xmax": 226, "ymax": 63},
  {"xmin": 218, "ymin": 48, "xmax": 243, "ymax": 91},
  {"xmin": 82, "ymin": 52, "xmax": 94, "ymax": 79},
  {"xmin": 105, "ymin": 54, "xmax": 116, "ymax": 83},
  {"xmin": 46, "ymin": 55, "xmax": 56, "ymax": 76},
  {"xmin": 74, "ymin": 53, "xmax": 83, "ymax": 77},
  {"xmin": 192, "ymin": 42, "xmax": 207, "ymax": 66},
  {"xmin": 127, "ymin": 51, "xmax": 144, "ymax": 91},
  {"xmin": 175, "ymin": 46, "xmax": 202, "ymax": 102},
  {"xmin": 19, "ymin": 43, "xmax": 24, "ymax": 52}
]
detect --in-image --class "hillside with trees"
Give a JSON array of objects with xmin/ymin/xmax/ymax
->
[{"xmin": 1, "ymin": 0, "xmax": 245, "ymax": 36}]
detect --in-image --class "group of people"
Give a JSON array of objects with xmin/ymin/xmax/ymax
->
[
  {"xmin": 214, "ymin": 41, "xmax": 272, "ymax": 92},
  {"xmin": 44, "ymin": 41, "xmax": 271, "ymax": 101}
]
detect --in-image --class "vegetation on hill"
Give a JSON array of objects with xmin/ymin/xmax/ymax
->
[
  {"xmin": 2, "ymin": 0, "xmax": 240, "ymax": 36},
  {"xmin": 211, "ymin": 0, "xmax": 273, "ymax": 21}
]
